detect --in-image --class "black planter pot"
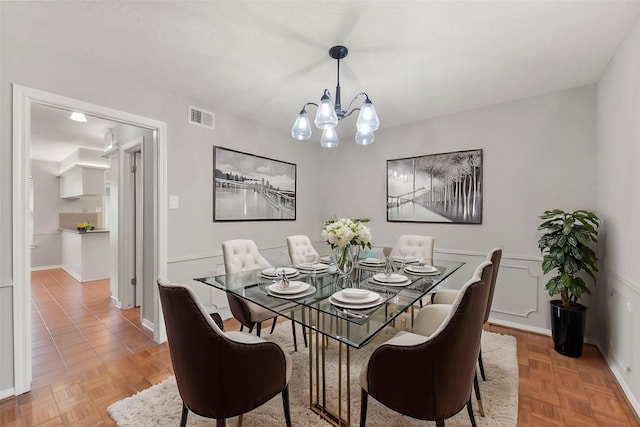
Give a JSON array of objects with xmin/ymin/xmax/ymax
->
[{"xmin": 550, "ymin": 300, "xmax": 587, "ymax": 358}]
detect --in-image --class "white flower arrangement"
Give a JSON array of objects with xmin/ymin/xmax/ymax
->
[{"xmin": 321, "ymin": 218, "xmax": 372, "ymax": 250}]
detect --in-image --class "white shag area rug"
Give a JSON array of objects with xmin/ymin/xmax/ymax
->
[{"xmin": 108, "ymin": 319, "xmax": 518, "ymax": 426}]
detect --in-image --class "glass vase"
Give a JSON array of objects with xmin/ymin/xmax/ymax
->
[{"xmin": 334, "ymin": 245, "xmax": 360, "ymax": 288}]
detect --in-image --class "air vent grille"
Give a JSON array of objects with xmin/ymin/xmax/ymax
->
[{"xmin": 188, "ymin": 105, "xmax": 215, "ymax": 129}]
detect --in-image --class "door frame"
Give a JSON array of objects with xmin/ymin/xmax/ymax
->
[
  {"xmin": 119, "ymin": 137, "xmax": 143, "ymax": 310},
  {"xmin": 12, "ymin": 84, "xmax": 168, "ymax": 395}
]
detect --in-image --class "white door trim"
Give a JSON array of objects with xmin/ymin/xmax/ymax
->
[
  {"xmin": 120, "ymin": 137, "xmax": 143, "ymax": 310},
  {"xmin": 11, "ymin": 84, "xmax": 168, "ymax": 395}
]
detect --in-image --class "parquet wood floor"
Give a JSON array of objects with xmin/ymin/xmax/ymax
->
[{"xmin": 0, "ymin": 268, "xmax": 638, "ymax": 426}]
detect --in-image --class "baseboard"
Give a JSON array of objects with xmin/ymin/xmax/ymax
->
[
  {"xmin": 603, "ymin": 352, "xmax": 640, "ymax": 419},
  {"xmin": 30, "ymin": 264, "xmax": 63, "ymax": 272},
  {"xmin": 488, "ymin": 317, "xmax": 551, "ymax": 336},
  {"xmin": 0, "ymin": 387, "xmax": 16, "ymax": 400},
  {"xmin": 141, "ymin": 318, "xmax": 154, "ymax": 333},
  {"xmin": 61, "ymin": 266, "xmax": 81, "ymax": 282}
]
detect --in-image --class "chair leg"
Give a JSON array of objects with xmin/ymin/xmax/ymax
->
[
  {"xmin": 302, "ymin": 325, "xmax": 308, "ymax": 348},
  {"xmin": 270, "ymin": 317, "xmax": 278, "ymax": 334},
  {"xmin": 217, "ymin": 419, "xmax": 226, "ymax": 427},
  {"xmin": 478, "ymin": 348, "xmax": 486, "ymax": 381},
  {"xmin": 466, "ymin": 397, "xmax": 477, "ymax": 427},
  {"xmin": 473, "ymin": 372, "xmax": 484, "ymax": 417},
  {"xmin": 291, "ymin": 319, "xmax": 298, "ymax": 352},
  {"xmin": 435, "ymin": 420, "xmax": 445, "ymax": 427},
  {"xmin": 237, "ymin": 414, "xmax": 243, "ymax": 427},
  {"xmin": 256, "ymin": 322, "xmax": 262, "ymax": 337},
  {"xmin": 360, "ymin": 389, "xmax": 368, "ymax": 427},
  {"xmin": 239, "ymin": 324, "xmax": 244, "ymax": 332},
  {"xmin": 180, "ymin": 403, "xmax": 188, "ymax": 427},
  {"xmin": 282, "ymin": 386, "xmax": 292, "ymax": 427}
]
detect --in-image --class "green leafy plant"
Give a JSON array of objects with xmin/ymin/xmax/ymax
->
[{"xmin": 537, "ymin": 209, "xmax": 600, "ymax": 309}]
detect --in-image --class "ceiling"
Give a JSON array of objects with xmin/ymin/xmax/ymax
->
[
  {"xmin": 6, "ymin": 1, "xmax": 640, "ymax": 150},
  {"xmin": 30, "ymin": 104, "xmax": 120, "ymax": 162}
]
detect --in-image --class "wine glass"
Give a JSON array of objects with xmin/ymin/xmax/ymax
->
[
  {"xmin": 305, "ymin": 253, "xmax": 317, "ymax": 285},
  {"xmin": 382, "ymin": 247, "xmax": 393, "ymax": 277},
  {"xmin": 397, "ymin": 248, "xmax": 407, "ymax": 273}
]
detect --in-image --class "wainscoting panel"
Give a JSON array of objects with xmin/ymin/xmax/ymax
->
[
  {"xmin": 607, "ymin": 287, "xmax": 633, "ymax": 374},
  {"xmin": 601, "ymin": 270, "xmax": 640, "ymax": 416},
  {"xmin": 492, "ymin": 262, "xmax": 540, "ymax": 318},
  {"xmin": 167, "ymin": 254, "xmax": 230, "ymax": 319}
]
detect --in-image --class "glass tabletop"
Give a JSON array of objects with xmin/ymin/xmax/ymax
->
[{"xmin": 194, "ymin": 259, "xmax": 464, "ymax": 349}]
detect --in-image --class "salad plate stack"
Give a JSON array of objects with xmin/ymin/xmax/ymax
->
[
  {"xmin": 266, "ymin": 280, "xmax": 316, "ymax": 299},
  {"xmin": 329, "ymin": 288, "xmax": 384, "ymax": 309},
  {"xmin": 404, "ymin": 264, "xmax": 440, "ymax": 276},
  {"xmin": 368, "ymin": 273, "xmax": 412, "ymax": 287},
  {"xmin": 259, "ymin": 267, "xmax": 300, "ymax": 280},
  {"xmin": 295, "ymin": 262, "xmax": 329, "ymax": 274}
]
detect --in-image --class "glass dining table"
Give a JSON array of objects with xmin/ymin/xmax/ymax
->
[{"xmin": 194, "ymin": 257, "xmax": 464, "ymax": 427}]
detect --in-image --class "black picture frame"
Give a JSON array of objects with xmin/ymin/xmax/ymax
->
[
  {"xmin": 213, "ymin": 146, "xmax": 296, "ymax": 221},
  {"xmin": 387, "ymin": 148, "xmax": 483, "ymax": 224}
]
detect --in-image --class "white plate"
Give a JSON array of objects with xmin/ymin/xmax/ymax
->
[
  {"xmin": 369, "ymin": 277, "xmax": 412, "ymax": 287},
  {"xmin": 262, "ymin": 267, "xmax": 298, "ymax": 277},
  {"xmin": 403, "ymin": 267, "xmax": 439, "ymax": 276},
  {"xmin": 329, "ymin": 295, "xmax": 384, "ymax": 310},
  {"xmin": 267, "ymin": 281, "xmax": 310, "ymax": 294},
  {"xmin": 392, "ymin": 255, "xmax": 418, "ymax": 263},
  {"xmin": 332, "ymin": 289, "xmax": 379, "ymax": 304},
  {"xmin": 373, "ymin": 273, "xmax": 408, "ymax": 283},
  {"xmin": 342, "ymin": 288, "xmax": 372, "ymax": 299},
  {"xmin": 268, "ymin": 286, "xmax": 317, "ymax": 299},
  {"xmin": 405, "ymin": 265, "xmax": 439, "ymax": 274},
  {"xmin": 360, "ymin": 258, "xmax": 385, "ymax": 265},
  {"xmin": 296, "ymin": 263, "xmax": 329, "ymax": 271}
]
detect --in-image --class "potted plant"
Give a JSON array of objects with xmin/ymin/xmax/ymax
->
[{"xmin": 537, "ymin": 209, "xmax": 600, "ymax": 357}]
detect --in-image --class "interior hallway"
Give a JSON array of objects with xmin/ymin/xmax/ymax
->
[{"xmin": 0, "ymin": 268, "xmax": 638, "ymax": 426}]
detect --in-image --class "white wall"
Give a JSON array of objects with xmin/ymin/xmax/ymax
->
[
  {"xmin": 596, "ymin": 15, "xmax": 640, "ymax": 415},
  {"xmin": 319, "ymin": 86, "xmax": 598, "ymax": 334}
]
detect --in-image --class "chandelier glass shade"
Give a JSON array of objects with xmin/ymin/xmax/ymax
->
[{"xmin": 291, "ymin": 46, "xmax": 379, "ymax": 147}]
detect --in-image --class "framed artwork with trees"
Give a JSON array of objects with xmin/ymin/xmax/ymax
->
[
  {"xmin": 213, "ymin": 146, "xmax": 296, "ymax": 221},
  {"xmin": 387, "ymin": 149, "xmax": 483, "ymax": 224}
]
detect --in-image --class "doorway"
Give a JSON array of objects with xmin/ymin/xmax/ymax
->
[{"xmin": 12, "ymin": 85, "xmax": 168, "ymax": 395}]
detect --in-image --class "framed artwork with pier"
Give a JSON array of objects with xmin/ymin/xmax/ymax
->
[
  {"xmin": 213, "ymin": 146, "xmax": 296, "ymax": 221},
  {"xmin": 387, "ymin": 149, "xmax": 483, "ymax": 224}
]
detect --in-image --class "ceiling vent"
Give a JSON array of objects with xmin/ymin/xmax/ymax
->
[{"xmin": 188, "ymin": 105, "xmax": 215, "ymax": 130}]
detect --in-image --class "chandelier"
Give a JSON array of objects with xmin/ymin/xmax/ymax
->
[{"xmin": 291, "ymin": 45, "xmax": 380, "ymax": 148}]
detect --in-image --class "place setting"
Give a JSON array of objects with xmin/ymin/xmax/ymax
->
[
  {"xmin": 358, "ymin": 257, "xmax": 386, "ymax": 268},
  {"xmin": 295, "ymin": 262, "xmax": 329, "ymax": 274},
  {"xmin": 403, "ymin": 264, "xmax": 441, "ymax": 276},
  {"xmin": 258, "ymin": 266, "xmax": 300, "ymax": 280},
  {"xmin": 367, "ymin": 272, "xmax": 412, "ymax": 287},
  {"xmin": 266, "ymin": 278, "xmax": 317, "ymax": 299},
  {"xmin": 391, "ymin": 254, "xmax": 420, "ymax": 264},
  {"xmin": 328, "ymin": 288, "xmax": 385, "ymax": 321}
]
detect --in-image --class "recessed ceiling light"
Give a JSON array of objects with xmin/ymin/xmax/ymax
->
[{"xmin": 69, "ymin": 112, "xmax": 87, "ymax": 122}]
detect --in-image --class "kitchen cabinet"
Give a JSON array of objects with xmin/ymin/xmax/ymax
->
[
  {"xmin": 59, "ymin": 166, "xmax": 105, "ymax": 198},
  {"xmin": 61, "ymin": 229, "xmax": 109, "ymax": 282}
]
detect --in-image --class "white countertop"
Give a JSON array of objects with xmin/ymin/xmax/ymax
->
[{"xmin": 60, "ymin": 228, "xmax": 110, "ymax": 234}]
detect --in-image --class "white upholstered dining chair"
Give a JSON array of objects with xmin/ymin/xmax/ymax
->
[
  {"xmin": 286, "ymin": 235, "xmax": 320, "ymax": 265},
  {"xmin": 222, "ymin": 239, "xmax": 305, "ymax": 350},
  {"xmin": 392, "ymin": 234, "xmax": 435, "ymax": 263},
  {"xmin": 222, "ymin": 239, "xmax": 278, "ymax": 336}
]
